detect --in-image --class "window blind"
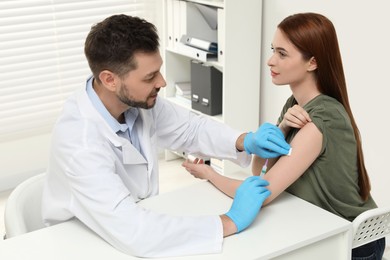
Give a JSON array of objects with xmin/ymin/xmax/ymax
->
[{"xmin": 0, "ymin": 0, "xmax": 158, "ymax": 143}]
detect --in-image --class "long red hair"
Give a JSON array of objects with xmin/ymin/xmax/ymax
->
[{"xmin": 278, "ymin": 13, "xmax": 371, "ymax": 200}]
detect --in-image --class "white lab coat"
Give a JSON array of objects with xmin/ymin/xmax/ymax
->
[{"xmin": 42, "ymin": 85, "xmax": 251, "ymax": 258}]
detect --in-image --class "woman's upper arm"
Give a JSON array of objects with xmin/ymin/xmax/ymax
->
[{"xmin": 263, "ymin": 122, "xmax": 322, "ymax": 205}]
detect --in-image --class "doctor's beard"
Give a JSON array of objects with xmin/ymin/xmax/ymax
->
[{"xmin": 117, "ymin": 83, "xmax": 159, "ymax": 109}]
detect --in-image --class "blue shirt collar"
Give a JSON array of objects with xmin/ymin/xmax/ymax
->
[{"xmin": 86, "ymin": 76, "xmax": 138, "ymax": 134}]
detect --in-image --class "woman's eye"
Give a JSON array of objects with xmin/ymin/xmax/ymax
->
[
  {"xmin": 271, "ymin": 47, "xmax": 287, "ymax": 57},
  {"xmin": 279, "ymin": 51, "xmax": 287, "ymax": 57}
]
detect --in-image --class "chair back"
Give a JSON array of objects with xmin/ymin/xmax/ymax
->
[
  {"xmin": 4, "ymin": 173, "xmax": 46, "ymax": 238},
  {"xmin": 352, "ymin": 206, "xmax": 390, "ymax": 249}
]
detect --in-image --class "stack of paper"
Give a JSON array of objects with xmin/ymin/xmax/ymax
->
[{"xmin": 175, "ymin": 82, "xmax": 191, "ymax": 106}]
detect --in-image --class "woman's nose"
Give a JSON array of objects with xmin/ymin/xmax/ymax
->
[{"xmin": 267, "ymin": 54, "xmax": 275, "ymax": 67}]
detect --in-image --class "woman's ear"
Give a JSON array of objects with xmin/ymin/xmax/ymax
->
[
  {"xmin": 307, "ymin": 57, "xmax": 317, "ymax": 72},
  {"xmin": 98, "ymin": 70, "xmax": 118, "ymax": 91}
]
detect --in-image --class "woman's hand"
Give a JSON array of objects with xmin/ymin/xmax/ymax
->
[
  {"xmin": 279, "ymin": 104, "xmax": 311, "ymax": 134},
  {"xmin": 183, "ymin": 158, "xmax": 243, "ymax": 199},
  {"xmin": 182, "ymin": 158, "xmax": 215, "ymax": 180}
]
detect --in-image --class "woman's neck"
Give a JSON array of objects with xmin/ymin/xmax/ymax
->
[{"xmin": 290, "ymin": 79, "xmax": 321, "ymax": 107}]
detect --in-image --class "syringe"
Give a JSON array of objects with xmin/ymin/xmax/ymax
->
[{"xmin": 260, "ymin": 159, "xmax": 268, "ymax": 178}]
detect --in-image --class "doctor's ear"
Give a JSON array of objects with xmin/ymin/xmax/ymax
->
[
  {"xmin": 307, "ymin": 57, "xmax": 317, "ymax": 72},
  {"xmin": 98, "ymin": 70, "xmax": 118, "ymax": 91}
]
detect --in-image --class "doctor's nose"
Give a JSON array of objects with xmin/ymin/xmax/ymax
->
[{"xmin": 155, "ymin": 72, "xmax": 166, "ymax": 89}]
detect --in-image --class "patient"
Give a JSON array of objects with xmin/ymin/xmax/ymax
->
[{"xmin": 182, "ymin": 12, "xmax": 385, "ymax": 260}]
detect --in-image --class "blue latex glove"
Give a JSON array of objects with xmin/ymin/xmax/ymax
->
[
  {"xmin": 244, "ymin": 122, "xmax": 291, "ymax": 158},
  {"xmin": 226, "ymin": 176, "xmax": 271, "ymax": 233}
]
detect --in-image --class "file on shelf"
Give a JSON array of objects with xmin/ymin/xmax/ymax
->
[{"xmin": 180, "ymin": 34, "xmax": 217, "ymax": 54}]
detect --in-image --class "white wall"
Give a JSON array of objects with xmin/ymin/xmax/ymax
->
[
  {"xmin": 260, "ymin": 0, "xmax": 390, "ymax": 207},
  {"xmin": 0, "ymin": 135, "xmax": 50, "ymax": 191}
]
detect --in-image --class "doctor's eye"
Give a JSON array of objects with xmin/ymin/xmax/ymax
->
[{"xmin": 144, "ymin": 74, "xmax": 156, "ymax": 82}]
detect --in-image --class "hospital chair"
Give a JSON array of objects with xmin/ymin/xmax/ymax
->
[
  {"xmin": 3, "ymin": 172, "xmax": 46, "ymax": 239},
  {"xmin": 352, "ymin": 205, "xmax": 390, "ymax": 258}
]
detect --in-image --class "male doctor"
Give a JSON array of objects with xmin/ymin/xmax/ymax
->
[{"xmin": 42, "ymin": 14, "xmax": 290, "ymax": 258}]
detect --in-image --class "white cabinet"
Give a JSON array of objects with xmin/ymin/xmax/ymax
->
[{"xmin": 161, "ymin": 0, "xmax": 262, "ymax": 175}]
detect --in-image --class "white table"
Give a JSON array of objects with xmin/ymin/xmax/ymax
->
[{"xmin": 0, "ymin": 178, "xmax": 352, "ymax": 259}]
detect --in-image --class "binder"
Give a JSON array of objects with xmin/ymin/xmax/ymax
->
[
  {"xmin": 176, "ymin": 43, "xmax": 217, "ymax": 62},
  {"xmin": 180, "ymin": 34, "xmax": 217, "ymax": 54},
  {"xmin": 191, "ymin": 60, "xmax": 222, "ymax": 116},
  {"xmin": 166, "ymin": 0, "xmax": 174, "ymax": 49}
]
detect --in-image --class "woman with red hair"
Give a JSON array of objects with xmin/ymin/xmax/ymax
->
[{"xmin": 183, "ymin": 13, "xmax": 385, "ymax": 259}]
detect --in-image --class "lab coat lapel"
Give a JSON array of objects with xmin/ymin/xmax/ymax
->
[
  {"xmin": 137, "ymin": 109, "xmax": 154, "ymax": 177},
  {"xmin": 100, "ymin": 126, "xmax": 147, "ymax": 165},
  {"xmin": 121, "ymin": 140, "xmax": 147, "ymax": 165},
  {"xmin": 85, "ymin": 113, "xmax": 146, "ymax": 166}
]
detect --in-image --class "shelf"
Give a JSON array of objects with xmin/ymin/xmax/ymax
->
[
  {"xmin": 163, "ymin": 0, "xmax": 262, "ymax": 175},
  {"xmin": 166, "ymin": 46, "xmax": 223, "ymax": 68},
  {"xmin": 184, "ymin": 0, "xmax": 224, "ymax": 8},
  {"xmin": 168, "ymin": 44, "xmax": 216, "ymax": 62},
  {"xmin": 166, "ymin": 97, "xmax": 223, "ymax": 123}
]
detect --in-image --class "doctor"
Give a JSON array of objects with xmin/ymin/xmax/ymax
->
[{"xmin": 42, "ymin": 14, "xmax": 290, "ymax": 258}]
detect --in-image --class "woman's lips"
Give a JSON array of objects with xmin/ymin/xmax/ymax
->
[{"xmin": 270, "ymin": 70, "xmax": 279, "ymax": 77}]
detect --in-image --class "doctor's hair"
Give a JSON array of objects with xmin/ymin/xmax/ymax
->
[
  {"xmin": 84, "ymin": 14, "xmax": 160, "ymax": 83},
  {"xmin": 278, "ymin": 12, "xmax": 371, "ymax": 201}
]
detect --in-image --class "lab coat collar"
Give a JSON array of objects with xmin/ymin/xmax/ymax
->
[
  {"xmin": 76, "ymin": 87, "xmax": 122, "ymax": 148},
  {"xmin": 86, "ymin": 76, "xmax": 121, "ymax": 133},
  {"xmin": 77, "ymin": 77, "xmax": 130, "ymax": 147},
  {"xmin": 86, "ymin": 76, "xmax": 140, "ymax": 138},
  {"xmin": 77, "ymin": 78, "xmax": 153, "ymax": 169}
]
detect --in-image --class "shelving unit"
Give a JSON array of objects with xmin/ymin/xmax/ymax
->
[{"xmin": 161, "ymin": 0, "xmax": 262, "ymax": 175}]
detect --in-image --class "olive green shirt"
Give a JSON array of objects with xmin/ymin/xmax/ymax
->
[{"xmin": 277, "ymin": 94, "xmax": 376, "ymax": 221}]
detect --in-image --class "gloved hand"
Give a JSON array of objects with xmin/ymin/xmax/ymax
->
[
  {"xmin": 226, "ymin": 176, "xmax": 271, "ymax": 233},
  {"xmin": 244, "ymin": 122, "xmax": 291, "ymax": 158}
]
